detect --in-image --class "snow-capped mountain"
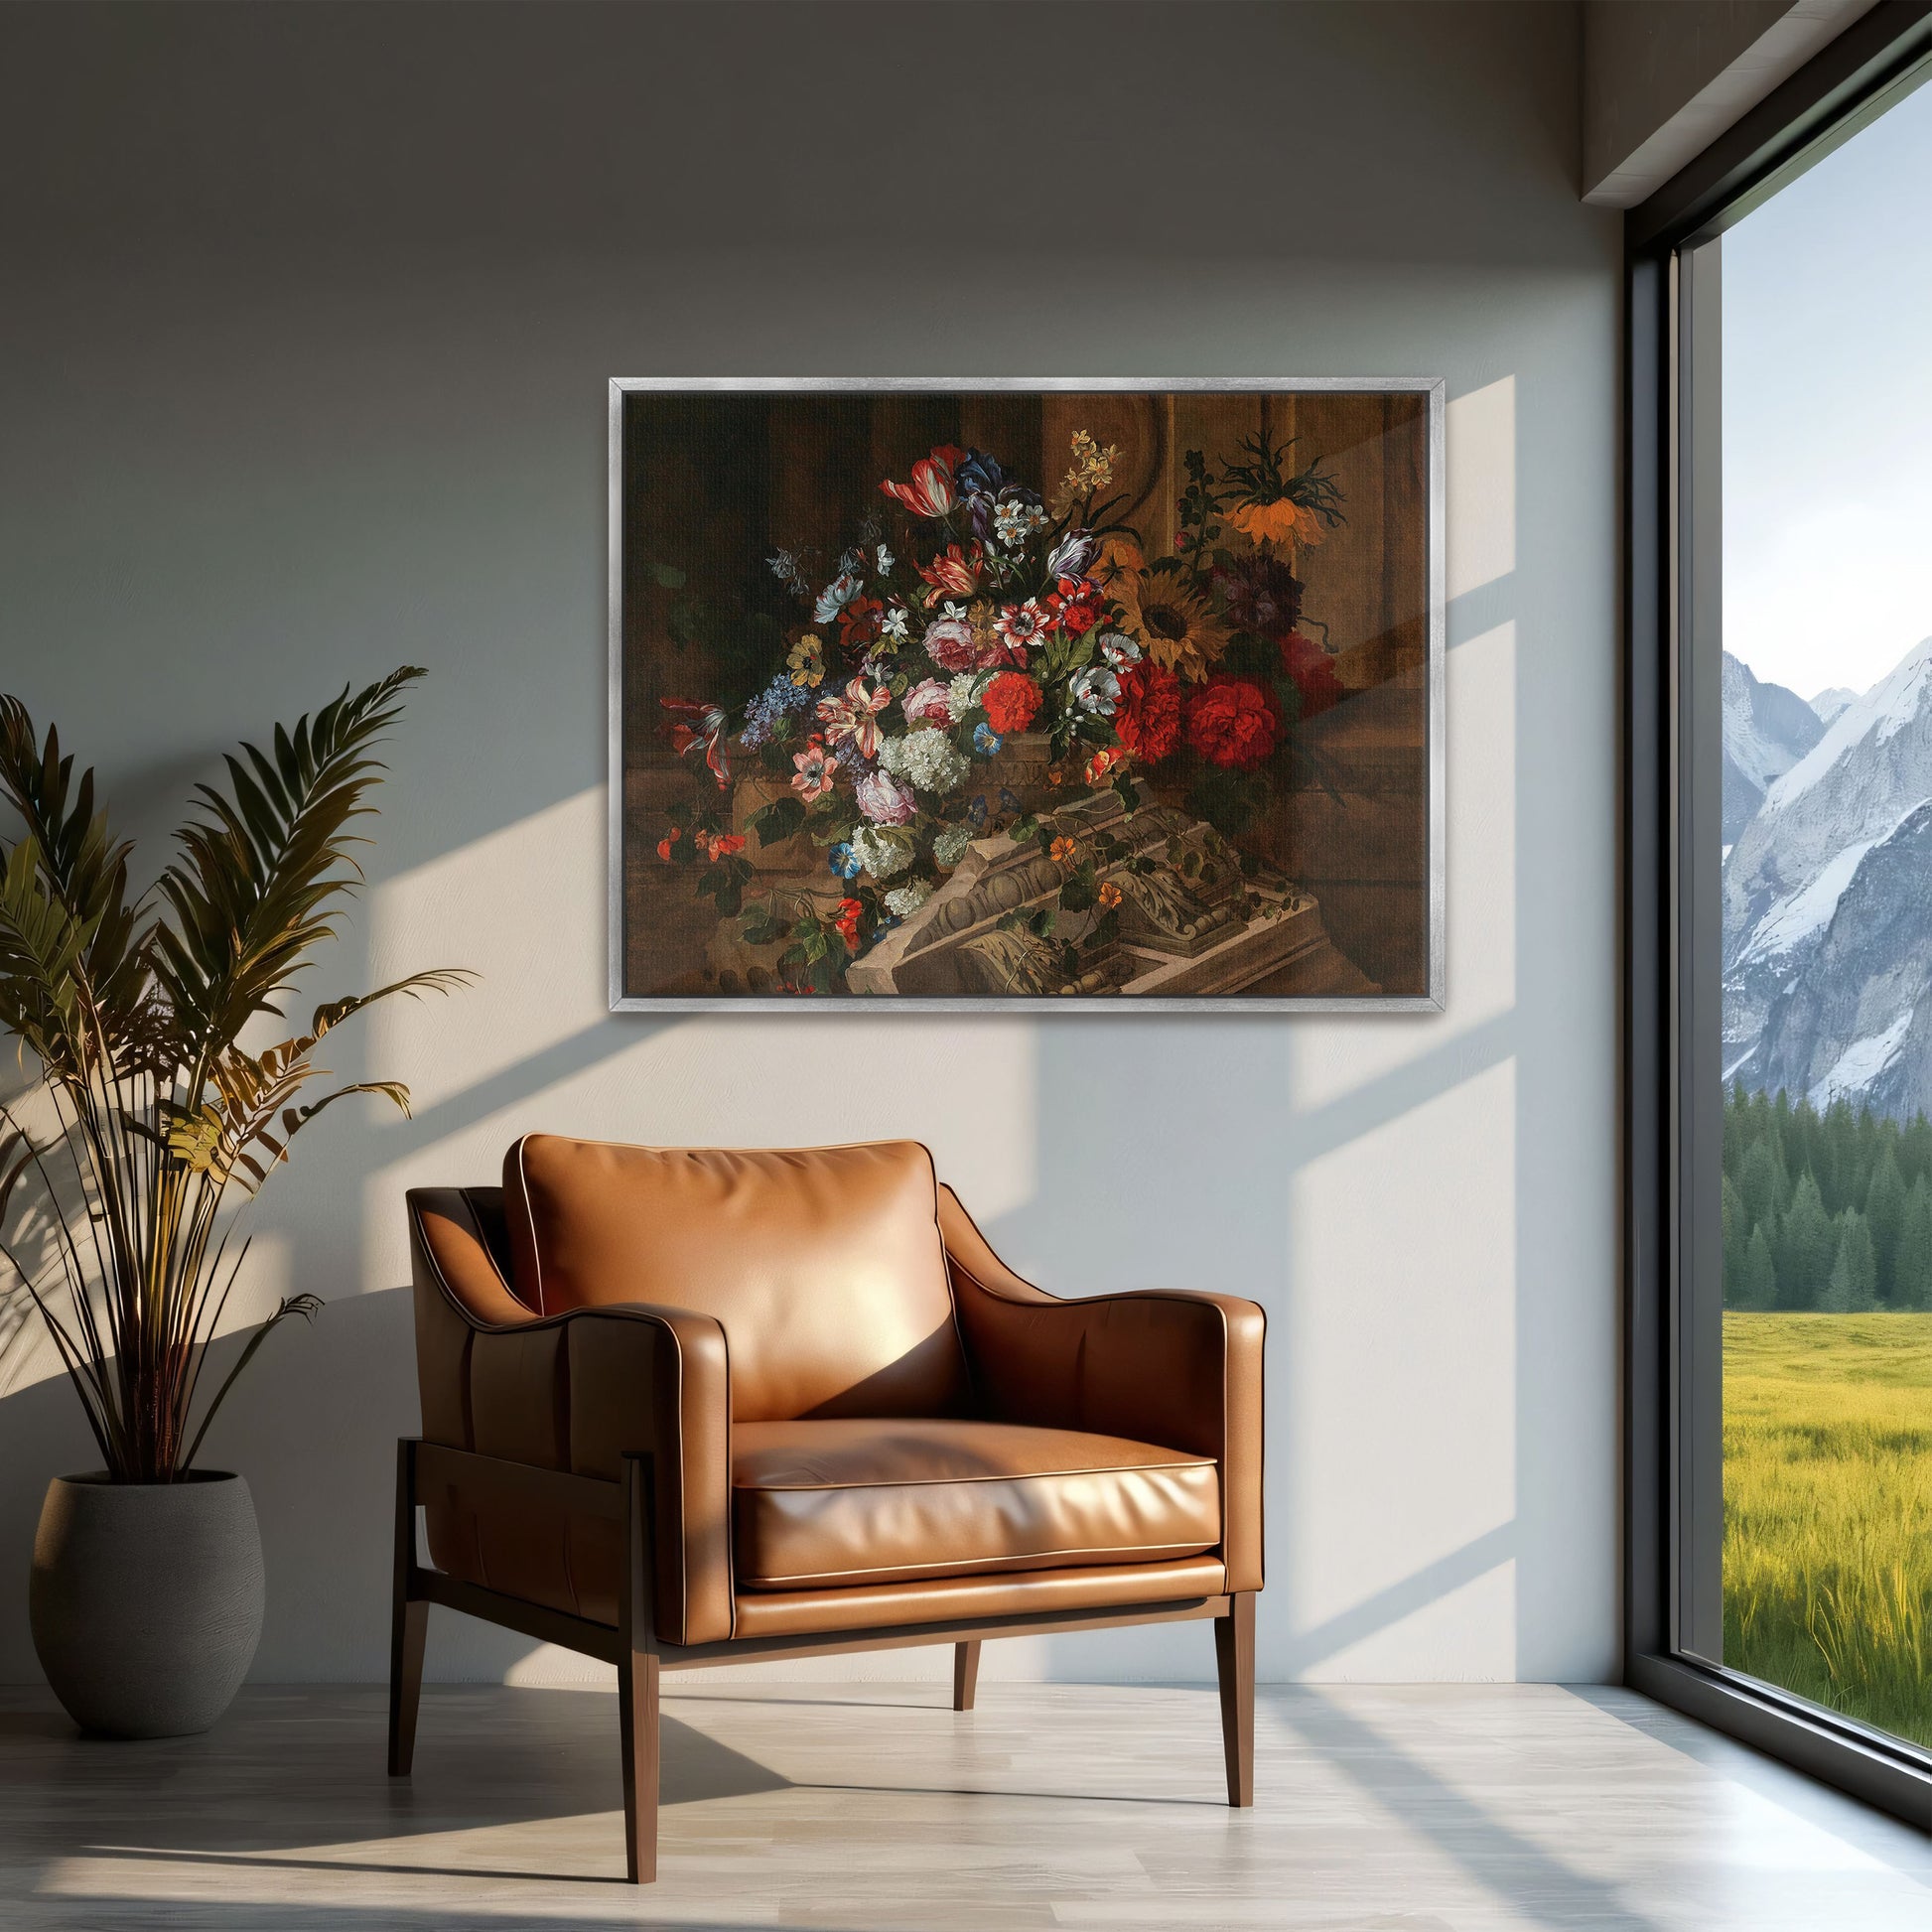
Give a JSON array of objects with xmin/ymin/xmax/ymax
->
[
  {"xmin": 1749, "ymin": 802, "xmax": 1932, "ymax": 1117},
  {"xmin": 1721, "ymin": 652, "xmax": 1823, "ymax": 844},
  {"xmin": 1725, "ymin": 635, "xmax": 1932, "ymax": 1110},
  {"xmin": 1811, "ymin": 685, "xmax": 1860, "ymax": 725}
]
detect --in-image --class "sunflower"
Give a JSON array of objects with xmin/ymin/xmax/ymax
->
[{"xmin": 1112, "ymin": 560, "xmax": 1232, "ymax": 684}]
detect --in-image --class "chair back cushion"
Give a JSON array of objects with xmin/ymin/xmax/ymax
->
[{"xmin": 502, "ymin": 1136, "xmax": 969, "ymax": 1423}]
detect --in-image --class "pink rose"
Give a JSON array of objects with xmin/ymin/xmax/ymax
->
[
  {"xmin": 923, "ymin": 618, "xmax": 980, "ymax": 673},
  {"xmin": 856, "ymin": 768, "xmax": 917, "ymax": 825},
  {"xmin": 900, "ymin": 678, "xmax": 954, "ymax": 727}
]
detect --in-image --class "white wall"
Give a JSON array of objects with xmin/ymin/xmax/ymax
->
[{"xmin": 0, "ymin": 1, "xmax": 1620, "ymax": 1686}]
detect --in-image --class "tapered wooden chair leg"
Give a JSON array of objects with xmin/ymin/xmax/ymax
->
[
  {"xmin": 1214, "ymin": 1592, "xmax": 1255, "ymax": 1807},
  {"xmin": 620, "ymin": 1647, "xmax": 660, "ymax": 1883},
  {"xmin": 952, "ymin": 1640, "xmax": 981, "ymax": 1712},
  {"xmin": 388, "ymin": 1442, "xmax": 427, "ymax": 1777},
  {"xmin": 619, "ymin": 1453, "xmax": 661, "ymax": 1882},
  {"xmin": 387, "ymin": 1598, "xmax": 427, "ymax": 1776}
]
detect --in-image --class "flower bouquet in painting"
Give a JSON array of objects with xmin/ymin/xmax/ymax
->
[{"xmin": 617, "ymin": 386, "xmax": 1438, "ymax": 1003}]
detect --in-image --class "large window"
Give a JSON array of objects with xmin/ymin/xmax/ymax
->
[
  {"xmin": 1718, "ymin": 84, "xmax": 1932, "ymax": 1748},
  {"xmin": 1627, "ymin": 6, "xmax": 1932, "ymax": 1829}
]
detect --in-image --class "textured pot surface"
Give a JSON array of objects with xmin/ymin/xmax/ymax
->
[{"xmin": 30, "ymin": 1471, "xmax": 264, "ymax": 1738}]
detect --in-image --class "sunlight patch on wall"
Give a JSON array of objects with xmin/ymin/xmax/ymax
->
[
  {"xmin": 1282, "ymin": 1056, "xmax": 1518, "ymax": 1681},
  {"xmin": 1447, "ymin": 375, "xmax": 1515, "ymax": 600},
  {"xmin": 366, "ymin": 785, "xmax": 608, "ymax": 1113}
]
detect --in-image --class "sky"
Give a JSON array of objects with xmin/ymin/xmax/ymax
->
[{"xmin": 1725, "ymin": 74, "xmax": 1932, "ymax": 702}]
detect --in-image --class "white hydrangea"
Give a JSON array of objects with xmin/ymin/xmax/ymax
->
[
  {"xmin": 948, "ymin": 672, "xmax": 992, "ymax": 717},
  {"xmin": 877, "ymin": 727, "xmax": 969, "ymax": 795},
  {"xmin": 850, "ymin": 824, "xmax": 912, "ymax": 880},
  {"xmin": 933, "ymin": 821, "xmax": 975, "ymax": 868},
  {"xmin": 884, "ymin": 879, "xmax": 933, "ymax": 918}
]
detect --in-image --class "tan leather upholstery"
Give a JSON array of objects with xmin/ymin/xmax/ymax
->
[
  {"xmin": 937, "ymin": 1185, "xmax": 1266, "ymax": 1595},
  {"xmin": 409, "ymin": 1188, "xmax": 733, "ymax": 1644},
  {"xmin": 502, "ymin": 1136, "xmax": 969, "ymax": 1423},
  {"xmin": 406, "ymin": 1140, "xmax": 1264, "ymax": 1643},
  {"xmin": 731, "ymin": 1419, "xmax": 1219, "ymax": 1590},
  {"xmin": 731, "ymin": 1555, "xmax": 1230, "ymax": 1639}
]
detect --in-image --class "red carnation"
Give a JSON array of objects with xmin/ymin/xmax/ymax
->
[
  {"xmin": 1046, "ymin": 576, "xmax": 1103, "ymax": 638},
  {"xmin": 1113, "ymin": 662, "xmax": 1182, "ymax": 763},
  {"xmin": 1184, "ymin": 675, "xmax": 1281, "ymax": 771},
  {"xmin": 1280, "ymin": 630, "xmax": 1343, "ymax": 720},
  {"xmin": 982, "ymin": 670, "xmax": 1043, "ymax": 735}
]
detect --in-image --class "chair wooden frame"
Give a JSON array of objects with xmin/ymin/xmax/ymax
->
[{"xmin": 387, "ymin": 1438, "xmax": 1255, "ymax": 1882}]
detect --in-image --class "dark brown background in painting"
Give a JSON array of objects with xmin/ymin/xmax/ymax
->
[{"xmin": 621, "ymin": 389, "xmax": 1431, "ymax": 999}]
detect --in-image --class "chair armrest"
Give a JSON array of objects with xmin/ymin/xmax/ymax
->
[
  {"xmin": 938, "ymin": 1184, "xmax": 1265, "ymax": 1592},
  {"xmin": 407, "ymin": 1188, "xmax": 733, "ymax": 1643},
  {"xmin": 562, "ymin": 1303, "xmax": 732, "ymax": 1646}
]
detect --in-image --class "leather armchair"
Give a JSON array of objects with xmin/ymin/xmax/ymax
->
[{"xmin": 391, "ymin": 1137, "xmax": 1264, "ymax": 1882}]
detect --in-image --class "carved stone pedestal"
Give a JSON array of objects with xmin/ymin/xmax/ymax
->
[{"xmin": 847, "ymin": 790, "xmax": 1374, "ymax": 998}]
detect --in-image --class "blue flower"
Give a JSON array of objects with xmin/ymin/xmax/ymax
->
[
  {"xmin": 973, "ymin": 722, "xmax": 1004, "ymax": 757},
  {"xmin": 740, "ymin": 675, "xmax": 813, "ymax": 748},
  {"xmin": 954, "ymin": 450, "xmax": 1010, "ymax": 499},
  {"xmin": 955, "ymin": 450, "xmax": 1043, "ymax": 544},
  {"xmin": 967, "ymin": 794, "xmax": 989, "ymax": 827},
  {"xmin": 828, "ymin": 842, "xmax": 863, "ymax": 881}
]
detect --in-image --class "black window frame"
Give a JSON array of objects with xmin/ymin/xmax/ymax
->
[{"xmin": 1625, "ymin": 0, "xmax": 1932, "ymax": 1829}]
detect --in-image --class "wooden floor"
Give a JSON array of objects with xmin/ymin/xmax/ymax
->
[{"xmin": 2, "ymin": 1680, "xmax": 1929, "ymax": 1928}]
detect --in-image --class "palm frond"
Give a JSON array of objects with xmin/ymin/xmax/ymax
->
[
  {"xmin": 151, "ymin": 667, "xmax": 428, "ymax": 1059},
  {"xmin": 0, "ymin": 697, "xmax": 152, "ymax": 1054},
  {"xmin": 0, "ymin": 669, "xmax": 467, "ymax": 1480}
]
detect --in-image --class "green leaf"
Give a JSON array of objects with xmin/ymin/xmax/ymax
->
[
  {"xmin": 748, "ymin": 795, "xmax": 807, "ymax": 847},
  {"xmin": 1111, "ymin": 772, "xmax": 1141, "ymax": 816}
]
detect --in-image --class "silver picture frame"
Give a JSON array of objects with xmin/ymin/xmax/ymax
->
[{"xmin": 608, "ymin": 376, "xmax": 1446, "ymax": 1014}]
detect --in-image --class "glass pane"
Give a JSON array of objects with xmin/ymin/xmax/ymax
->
[{"xmin": 1720, "ymin": 76, "xmax": 1932, "ymax": 1745}]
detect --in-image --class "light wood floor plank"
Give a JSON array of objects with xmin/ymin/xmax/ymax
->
[{"xmin": 1, "ymin": 1682, "xmax": 1928, "ymax": 1928}]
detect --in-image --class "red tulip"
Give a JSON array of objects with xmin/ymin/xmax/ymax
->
[
  {"xmin": 916, "ymin": 542, "xmax": 985, "ymax": 608},
  {"xmin": 881, "ymin": 445, "xmax": 967, "ymax": 518},
  {"xmin": 658, "ymin": 697, "xmax": 732, "ymax": 788}
]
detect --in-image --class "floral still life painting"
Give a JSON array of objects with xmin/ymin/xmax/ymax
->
[{"xmin": 610, "ymin": 381, "xmax": 1442, "ymax": 1008}]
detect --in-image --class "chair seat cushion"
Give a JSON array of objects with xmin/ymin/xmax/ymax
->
[{"xmin": 730, "ymin": 1418, "xmax": 1220, "ymax": 1591}]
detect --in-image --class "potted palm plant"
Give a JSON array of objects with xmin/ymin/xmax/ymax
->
[{"xmin": 0, "ymin": 668, "xmax": 465, "ymax": 1736}]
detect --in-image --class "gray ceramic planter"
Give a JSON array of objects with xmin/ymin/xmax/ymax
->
[{"xmin": 30, "ymin": 1470, "xmax": 264, "ymax": 1738}]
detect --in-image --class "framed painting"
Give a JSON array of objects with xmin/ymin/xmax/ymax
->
[{"xmin": 609, "ymin": 378, "xmax": 1444, "ymax": 1010}]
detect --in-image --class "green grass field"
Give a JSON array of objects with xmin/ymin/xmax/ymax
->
[{"xmin": 1725, "ymin": 1311, "xmax": 1932, "ymax": 1746}]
